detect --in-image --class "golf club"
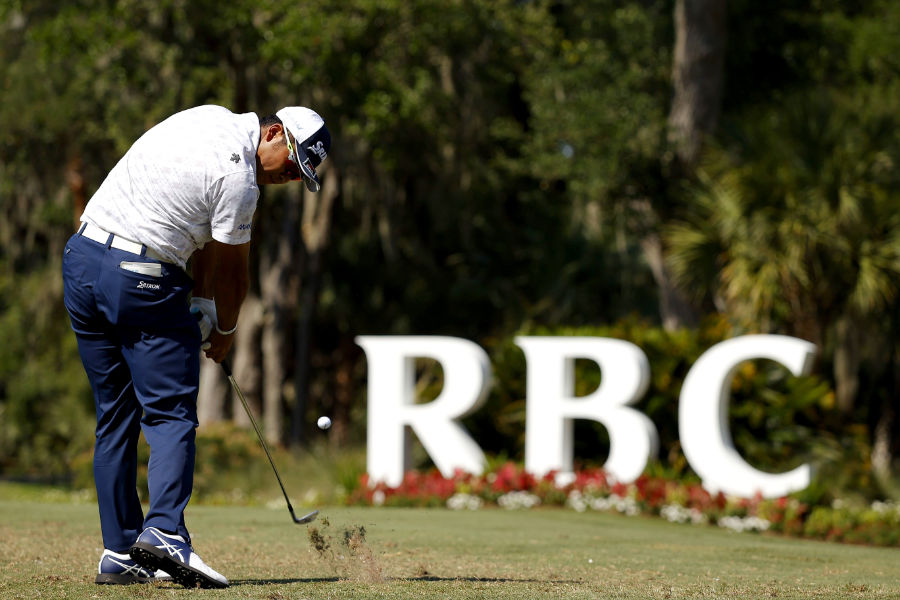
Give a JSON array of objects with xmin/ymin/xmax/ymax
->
[{"xmin": 221, "ymin": 359, "xmax": 318, "ymax": 525}]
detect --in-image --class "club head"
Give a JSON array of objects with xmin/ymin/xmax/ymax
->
[{"xmin": 290, "ymin": 507, "xmax": 319, "ymax": 525}]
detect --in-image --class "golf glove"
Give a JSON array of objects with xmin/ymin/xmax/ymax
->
[{"xmin": 190, "ymin": 297, "xmax": 217, "ymax": 350}]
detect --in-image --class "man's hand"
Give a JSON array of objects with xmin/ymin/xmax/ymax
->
[
  {"xmin": 189, "ymin": 297, "xmax": 217, "ymax": 349},
  {"xmin": 189, "ymin": 240, "xmax": 249, "ymax": 364},
  {"xmin": 204, "ymin": 329, "xmax": 235, "ymax": 363}
]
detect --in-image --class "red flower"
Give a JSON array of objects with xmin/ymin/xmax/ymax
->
[{"xmin": 490, "ymin": 462, "xmax": 536, "ymax": 493}]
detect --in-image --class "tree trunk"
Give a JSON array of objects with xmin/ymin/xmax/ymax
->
[
  {"xmin": 631, "ymin": 198, "xmax": 698, "ymax": 330},
  {"xmin": 871, "ymin": 314, "xmax": 898, "ymax": 494},
  {"xmin": 231, "ymin": 294, "xmax": 264, "ymax": 427},
  {"xmin": 833, "ymin": 315, "xmax": 861, "ymax": 414},
  {"xmin": 260, "ymin": 313, "xmax": 287, "ymax": 444},
  {"xmin": 292, "ymin": 166, "xmax": 339, "ymax": 445},
  {"xmin": 198, "ymin": 285, "xmax": 262, "ymax": 428},
  {"xmin": 259, "ymin": 193, "xmax": 299, "ymax": 444},
  {"xmin": 668, "ymin": 0, "xmax": 727, "ymax": 171},
  {"xmin": 641, "ymin": 231, "xmax": 698, "ymax": 330},
  {"xmin": 66, "ymin": 155, "xmax": 87, "ymax": 230},
  {"xmin": 331, "ymin": 335, "xmax": 361, "ymax": 447},
  {"xmin": 872, "ymin": 398, "xmax": 895, "ymax": 492},
  {"xmin": 652, "ymin": 0, "xmax": 727, "ymax": 328},
  {"xmin": 197, "ymin": 359, "xmax": 228, "ymax": 425},
  {"xmin": 292, "ymin": 251, "xmax": 323, "ymax": 444}
]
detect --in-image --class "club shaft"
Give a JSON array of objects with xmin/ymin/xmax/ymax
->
[{"xmin": 221, "ymin": 360, "xmax": 294, "ymax": 512}]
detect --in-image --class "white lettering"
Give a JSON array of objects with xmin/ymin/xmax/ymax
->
[
  {"xmin": 308, "ymin": 140, "xmax": 327, "ymax": 161},
  {"xmin": 358, "ymin": 334, "xmax": 820, "ymax": 498},
  {"xmin": 517, "ymin": 337, "xmax": 658, "ymax": 485},
  {"xmin": 355, "ymin": 336, "xmax": 491, "ymax": 487},
  {"xmin": 678, "ymin": 335, "xmax": 816, "ymax": 498}
]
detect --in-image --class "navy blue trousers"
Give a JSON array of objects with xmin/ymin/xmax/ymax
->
[{"xmin": 62, "ymin": 232, "xmax": 201, "ymax": 552}]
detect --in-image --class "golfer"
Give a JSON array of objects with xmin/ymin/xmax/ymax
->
[{"xmin": 62, "ymin": 105, "xmax": 331, "ymax": 588}]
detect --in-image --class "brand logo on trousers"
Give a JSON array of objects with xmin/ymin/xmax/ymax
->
[{"xmin": 137, "ymin": 281, "xmax": 161, "ymax": 290}]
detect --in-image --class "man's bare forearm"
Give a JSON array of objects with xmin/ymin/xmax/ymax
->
[
  {"xmin": 213, "ymin": 257, "xmax": 249, "ymax": 331},
  {"xmin": 191, "ymin": 243, "xmax": 218, "ymax": 299}
]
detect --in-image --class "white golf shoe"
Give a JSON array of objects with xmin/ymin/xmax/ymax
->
[
  {"xmin": 129, "ymin": 527, "xmax": 228, "ymax": 588},
  {"xmin": 95, "ymin": 549, "xmax": 171, "ymax": 585}
]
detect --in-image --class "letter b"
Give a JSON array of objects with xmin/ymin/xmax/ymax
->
[{"xmin": 517, "ymin": 337, "xmax": 658, "ymax": 483}]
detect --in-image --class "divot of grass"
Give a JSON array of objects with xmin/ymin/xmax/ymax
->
[{"xmin": 307, "ymin": 515, "xmax": 385, "ymax": 583}]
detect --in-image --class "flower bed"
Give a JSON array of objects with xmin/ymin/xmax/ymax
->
[{"xmin": 346, "ymin": 463, "xmax": 900, "ymax": 547}]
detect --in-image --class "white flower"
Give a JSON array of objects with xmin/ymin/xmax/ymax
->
[
  {"xmin": 616, "ymin": 496, "xmax": 640, "ymax": 516},
  {"xmin": 717, "ymin": 516, "xmax": 743, "ymax": 532},
  {"xmin": 497, "ymin": 491, "xmax": 541, "ymax": 510},
  {"xmin": 567, "ymin": 491, "xmax": 588, "ymax": 513},
  {"xmin": 661, "ymin": 504, "xmax": 708, "ymax": 525},
  {"xmin": 591, "ymin": 494, "xmax": 639, "ymax": 516},
  {"xmin": 589, "ymin": 495, "xmax": 614, "ymax": 511},
  {"xmin": 447, "ymin": 493, "xmax": 483, "ymax": 511},
  {"xmin": 661, "ymin": 504, "xmax": 691, "ymax": 523},
  {"xmin": 372, "ymin": 490, "xmax": 386, "ymax": 506},
  {"xmin": 717, "ymin": 515, "xmax": 769, "ymax": 533},
  {"xmin": 870, "ymin": 500, "xmax": 900, "ymax": 515},
  {"xmin": 745, "ymin": 516, "xmax": 770, "ymax": 531},
  {"xmin": 567, "ymin": 491, "xmax": 642, "ymax": 516}
]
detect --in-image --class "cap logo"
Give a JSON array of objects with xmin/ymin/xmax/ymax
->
[{"xmin": 308, "ymin": 140, "xmax": 328, "ymax": 162}]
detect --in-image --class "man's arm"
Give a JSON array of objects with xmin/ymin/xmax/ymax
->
[
  {"xmin": 191, "ymin": 240, "xmax": 251, "ymax": 363},
  {"xmin": 191, "ymin": 243, "xmax": 218, "ymax": 299}
]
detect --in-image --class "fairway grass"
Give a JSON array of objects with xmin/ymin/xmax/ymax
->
[{"xmin": 0, "ymin": 499, "xmax": 897, "ymax": 599}]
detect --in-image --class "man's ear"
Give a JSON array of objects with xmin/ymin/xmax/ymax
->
[{"xmin": 265, "ymin": 123, "xmax": 284, "ymax": 142}]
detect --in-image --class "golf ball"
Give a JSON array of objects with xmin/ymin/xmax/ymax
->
[{"xmin": 317, "ymin": 416, "xmax": 332, "ymax": 430}]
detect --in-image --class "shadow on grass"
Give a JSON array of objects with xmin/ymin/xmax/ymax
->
[
  {"xmin": 231, "ymin": 576, "xmax": 580, "ymax": 586},
  {"xmin": 404, "ymin": 576, "xmax": 581, "ymax": 584},
  {"xmin": 230, "ymin": 578, "xmax": 341, "ymax": 585}
]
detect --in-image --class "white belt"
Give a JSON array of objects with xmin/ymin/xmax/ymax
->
[{"xmin": 79, "ymin": 223, "xmax": 171, "ymax": 263}]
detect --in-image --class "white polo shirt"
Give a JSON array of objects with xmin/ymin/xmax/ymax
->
[{"xmin": 81, "ymin": 105, "xmax": 260, "ymax": 269}]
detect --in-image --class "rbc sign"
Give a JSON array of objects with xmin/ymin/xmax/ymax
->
[{"xmin": 356, "ymin": 335, "xmax": 817, "ymax": 499}]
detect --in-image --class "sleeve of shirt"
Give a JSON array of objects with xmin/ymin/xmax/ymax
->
[{"xmin": 209, "ymin": 172, "xmax": 259, "ymax": 245}]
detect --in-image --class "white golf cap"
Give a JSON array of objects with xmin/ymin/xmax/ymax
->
[{"xmin": 276, "ymin": 106, "xmax": 331, "ymax": 192}]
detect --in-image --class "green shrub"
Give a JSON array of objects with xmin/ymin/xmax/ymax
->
[{"xmin": 0, "ymin": 266, "xmax": 95, "ymax": 480}]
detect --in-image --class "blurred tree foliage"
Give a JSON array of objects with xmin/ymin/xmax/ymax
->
[
  {"xmin": 0, "ymin": 1, "xmax": 897, "ymax": 499},
  {"xmin": 666, "ymin": 0, "xmax": 900, "ymax": 489}
]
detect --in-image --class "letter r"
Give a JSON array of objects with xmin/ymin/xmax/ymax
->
[{"xmin": 355, "ymin": 336, "xmax": 491, "ymax": 487}]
